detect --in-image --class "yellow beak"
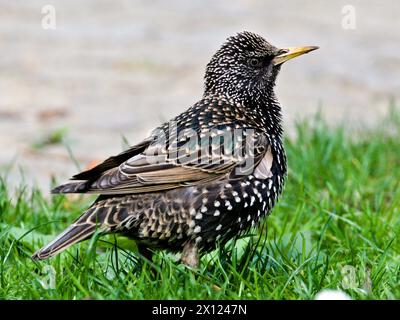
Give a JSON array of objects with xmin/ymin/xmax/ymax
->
[{"xmin": 273, "ymin": 46, "xmax": 319, "ymax": 66}]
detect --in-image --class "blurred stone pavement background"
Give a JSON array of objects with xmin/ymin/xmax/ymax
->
[{"xmin": 0, "ymin": 0, "xmax": 399, "ymax": 192}]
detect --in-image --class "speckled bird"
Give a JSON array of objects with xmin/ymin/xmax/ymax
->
[{"xmin": 32, "ymin": 32, "xmax": 318, "ymax": 267}]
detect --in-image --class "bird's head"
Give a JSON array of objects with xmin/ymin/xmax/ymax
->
[{"xmin": 204, "ymin": 31, "xmax": 318, "ymax": 103}]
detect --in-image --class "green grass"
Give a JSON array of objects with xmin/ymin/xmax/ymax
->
[{"xmin": 1, "ymin": 111, "xmax": 399, "ymax": 300}]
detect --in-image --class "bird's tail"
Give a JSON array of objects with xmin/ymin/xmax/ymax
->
[
  {"xmin": 31, "ymin": 222, "xmax": 97, "ymax": 260},
  {"xmin": 32, "ymin": 195, "xmax": 133, "ymax": 260},
  {"xmin": 31, "ymin": 198, "xmax": 123, "ymax": 260}
]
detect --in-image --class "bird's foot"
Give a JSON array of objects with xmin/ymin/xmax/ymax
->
[
  {"xmin": 138, "ymin": 244, "xmax": 154, "ymax": 263},
  {"xmin": 181, "ymin": 241, "xmax": 199, "ymax": 268}
]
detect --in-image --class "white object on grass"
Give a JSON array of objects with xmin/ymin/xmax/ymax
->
[{"xmin": 315, "ymin": 289, "xmax": 352, "ymax": 300}]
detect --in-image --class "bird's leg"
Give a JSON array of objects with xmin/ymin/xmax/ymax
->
[
  {"xmin": 137, "ymin": 244, "xmax": 159, "ymax": 278},
  {"xmin": 138, "ymin": 244, "xmax": 153, "ymax": 262},
  {"xmin": 181, "ymin": 241, "xmax": 199, "ymax": 268}
]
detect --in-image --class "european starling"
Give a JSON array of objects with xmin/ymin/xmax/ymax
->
[{"xmin": 32, "ymin": 32, "xmax": 318, "ymax": 267}]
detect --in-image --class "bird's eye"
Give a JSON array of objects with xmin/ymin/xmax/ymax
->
[{"xmin": 248, "ymin": 57, "xmax": 263, "ymax": 68}]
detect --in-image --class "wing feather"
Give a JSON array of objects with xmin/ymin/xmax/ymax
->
[{"xmin": 53, "ymin": 99, "xmax": 270, "ymax": 195}]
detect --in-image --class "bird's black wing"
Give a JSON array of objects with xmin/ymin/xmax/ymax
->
[{"xmin": 53, "ymin": 97, "xmax": 270, "ymax": 195}]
